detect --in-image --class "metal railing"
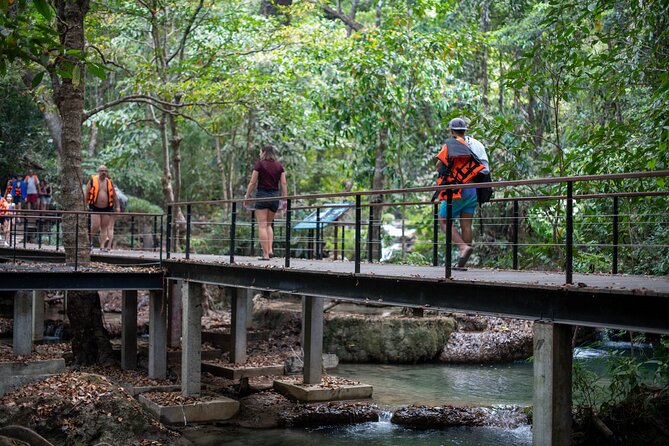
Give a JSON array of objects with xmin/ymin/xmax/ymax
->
[
  {"xmin": 166, "ymin": 170, "xmax": 669, "ymax": 283},
  {"xmin": 3, "ymin": 171, "xmax": 667, "ymax": 280},
  {"xmin": 0, "ymin": 208, "xmax": 165, "ymax": 271}
]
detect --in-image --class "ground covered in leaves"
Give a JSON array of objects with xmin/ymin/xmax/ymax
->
[{"xmin": 0, "ymin": 372, "xmax": 183, "ymax": 446}]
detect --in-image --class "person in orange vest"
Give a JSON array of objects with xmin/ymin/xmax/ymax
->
[
  {"xmin": 436, "ymin": 118, "xmax": 489, "ymax": 269},
  {"xmin": 0, "ymin": 194, "xmax": 15, "ymax": 246},
  {"xmin": 85, "ymin": 165, "xmax": 120, "ymax": 252}
]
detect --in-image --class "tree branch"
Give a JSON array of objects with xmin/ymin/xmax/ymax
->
[{"xmin": 309, "ymin": 1, "xmax": 364, "ymax": 31}]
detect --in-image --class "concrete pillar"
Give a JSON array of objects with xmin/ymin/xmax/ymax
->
[
  {"xmin": 182, "ymin": 281, "xmax": 202, "ymax": 396},
  {"xmin": 303, "ymin": 296, "xmax": 324, "ymax": 385},
  {"xmin": 533, "ymin": 322, "xmax": 573, "ymax": 446},
  {"xmin": 32, "ymin": 291, "xmax": 44, "ymax": 342},
  {"xmin": 13, "ymin": 291, "xmax": 32, "ymax": 355},
  {"xmin": 168, "ymin": 279, "xmax": 183, "ymax": 348},
  {"xmin": 149, "ymin": 290, "xmax": 167, "ymax": 379},
  {"xmin": 230, "ymin": 288, "xmax": 248, "ymax": 364},
  {"xmin": 121, "ymin": 290, "xmax": 138, "ymax": 370}
]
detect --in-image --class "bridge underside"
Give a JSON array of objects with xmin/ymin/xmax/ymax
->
[{"xmin": 166, "ymin": 260, "xmax": 669, "ymax": 335}]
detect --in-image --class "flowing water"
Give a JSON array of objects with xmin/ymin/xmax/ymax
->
[
  {"xmin": 185, "ymin": 339, "xmax": 659, "ymax": 445},
  {"xmin": 186, "ymin": 361, "xmax": 535, "ymax": 446}
]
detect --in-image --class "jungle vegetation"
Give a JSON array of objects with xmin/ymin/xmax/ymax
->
[{"xmin": 0, "ymin": 0, "xmax": 667, "ymax": 274}]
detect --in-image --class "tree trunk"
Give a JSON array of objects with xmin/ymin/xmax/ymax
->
[
  {"xmin": 370, "ymin": 127, "xmax": 387, "ymax": 261},
  {"xmin": 66, "ymin": 291, "xmax": 114, "ymax": 365},
  {"xmin": 51, "ymin": 0, "xmax": 112, "ymax": 365},
  {"xmin": 480, "ymin": 0, "xmax": 490, "ymax": 111},
  {"xmin": 52, "ymin": 0, "xmax": 90, "ymax": 266}
]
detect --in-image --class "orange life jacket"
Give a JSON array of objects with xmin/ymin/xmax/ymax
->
[
  {"xmin": 0, "ymin": 198, "xmax": 8, "ymax": 215},
  {"xmin": 25, "ymin": 174, "xmax": 38, "ymax": 187},
  {"xmin": 13, "ymin": 180, "xmax": 22, "ymax": 198},
  {"xmin": 435, "ymin": 136, "xmax": 485, "ymax": 201},
  {"xmin": 87, "ymin": 175, "xmax": 115, "ymax": 208}
]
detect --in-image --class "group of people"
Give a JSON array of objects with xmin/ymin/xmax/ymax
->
[
  {"xmin": 4, "ymin": 171, "xmax": 52, "ymax": 212},
  {"xmin": 0, "ymin": 171, "xmax": 53, "ymax": 246},
  {"xmin": 244, "ymin": 116, "xmax": 489, "ymax": 269},
  {"xmin": 0, "ymin": 164, "xmax": 123, "ymax": 253}
]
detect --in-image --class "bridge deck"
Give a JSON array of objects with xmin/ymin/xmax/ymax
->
[
  {"xmin": 4, "ymin": 245, "xmax": 668, "ymax": 295},
  {"xmin": 3, "ymin": 246, "xmax": 668, "ymax": 333}
]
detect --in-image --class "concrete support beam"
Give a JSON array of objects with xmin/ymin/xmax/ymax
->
[
  {"xmin": 230, "ymin": 287, "xmax": 248, "ymax": 364},
  {"xmin": 533, "ymin": 322, "xmax": 573, "ymax": 446},
  {"xmin": 182, "ymin": 281, "xmax": 203, "ymax": 396},
  {"xmin": 149, "ymin": 290, "xmax": 167, "ymax": 379},
  {"xmin": 121, "ymin": 290, "xmax": 138, "ymax": 370},
  {"xmin": 168, "ymin": 279, "xmax": 183, "ymax": 348},
  {"xmin": 32, "ymin": 291, "xmax": 44, "ymax": 342},
  {"xmin": 13, "ymin": 291, "xmax": 32, "ymax": 356},
  {"xmin": 303, "ymin": 296, "xmax": 324, "ymax": 385}
]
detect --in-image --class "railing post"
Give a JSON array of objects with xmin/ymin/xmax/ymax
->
[
  {"xmin": 250, "ymin": 211, "xmax": 255, "ymax": 256},
  {"xmin": 284, "ymin": 199, "xmax": 291, "ymax": 267},
  {"xmin": 612, "ymin": 195, "xmax": 619, "ymax": 274},
  {"xmin": 367, "ymin": 204, "xmax": 373, "ymax": 261},
  {"xmin": 22, "ymin": 215, "xmax": 27, "ymax": 248},
  {"xmin": 185, "ymin": 204, "xmax": 192, "ymax": 260},
  {"xmin": 55, "ymin": 215, "xmax": 60, "ymax": 251},
  {"xmin": 342, "ymin": 223, "xmax": 345, "ymax": 259},
  {"xmin": 316, "ymin": 207, "xmax": 321, "ymax": 260},
  {"xmin": 432, "ymin": 202, "xmax": 439, "ymax": 266},
  {"xmin": 445, "ymin": 190, "xmax": 453, "ymax": 278},
  {"xmin": 229, "ymin": 201, "xmax": 236, "ymax": 263},
  {"xmin": 11, "ymin": 218, "xmax": 16, "ymax": 264},
  {"xmin": 566, "ymin": 181, "xmax": 573, "ymax": 284},
  {"xmin": 166, "ymin": 205, "xmax": 172, "ymax": 259},
  {"xmin": 75, "ymin": 213, "xmax": 79, "ymax": 272},
  {"xmin": 130, "ymin": 216, "xmax": 136, "ymax": 250},
  {"xmin": 38, "ymin": 216, "xmax": 43, "ymax": 249},
  {"xmin": 513, "ymin": 200, "xmax": 519, "ymax": 270},
  {"xmin": 334, "ymin": 224, "xmax": 339, "ymax": 260},
  {"xmin": 355, "ymin": 194, "xmax": 361, "ymax": 274},
  {"xmin": 159, "ymin": 214, "xmax": 163, "ymax": 266},
  {"xmin": 153, "ymin": 216, "xmax": 158, "ymax": 252}
]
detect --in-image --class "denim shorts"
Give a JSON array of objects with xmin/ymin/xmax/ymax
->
[
  {"xmin": 439, "ymin": 188, "xmax": 478, "ymax": 218},
  {"xmin": 255, "ymin": 189, "xmax": 280, "ymax": 213}
]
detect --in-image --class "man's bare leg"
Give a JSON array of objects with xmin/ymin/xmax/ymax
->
[
  {"xmin": 90, "ymin": 214, "xmax": 101, "ymax": 248},
  {"xmin": 99, "ymin": 214, "xmax": 111, "ymax": 250}
]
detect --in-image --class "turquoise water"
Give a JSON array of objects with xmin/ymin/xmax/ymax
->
[
  {"xmin": 187, "ymin": 423, "xmax": 533, "ymax": 446},
  {"xmin": 186, "ymin": 361, "xmax": 534, "ymax": 445},
  {"xmin": 332, "ymin": 362, "xmax": 533, "ymax": 407}
]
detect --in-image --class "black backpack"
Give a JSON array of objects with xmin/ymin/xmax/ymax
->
[{"xmin": 474, "ymin": 171, "xmax": 494, "ymax": 205}]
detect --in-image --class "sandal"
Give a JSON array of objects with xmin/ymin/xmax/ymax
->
[
  {"xmin": 258, "ymin": 257, "xmax": 270, "ymax": 261},
  {"xmin": 456, "ymin": 246, "xmax": 474, "ymax": 268}
]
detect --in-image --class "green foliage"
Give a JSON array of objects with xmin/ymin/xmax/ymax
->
[
  {"xmin": 574, "ymin": 339, "xmax": 669, "ymax": 415},
  {"xmin": 126, "ymin": 196, "xmax": 162, "ymax": 214}
]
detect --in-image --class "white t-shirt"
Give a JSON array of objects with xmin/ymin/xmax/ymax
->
[
  {"xmin": 466, "ymin": 136, "xmax": 489, "ymax": 174},
  {"xmin": 26, "ymin": 176, "xmax": 38, "ymax": 194}
]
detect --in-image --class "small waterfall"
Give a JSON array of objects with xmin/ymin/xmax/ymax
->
[
  {"xmin": 378, "ymin": 411, "xmax": 393, "ymax": 423},
  {"xmin": 481, "ymin": 405, "xmax": 528, "ymax": 429}
]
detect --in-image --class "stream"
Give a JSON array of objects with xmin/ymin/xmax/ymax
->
[
  {"xmin": 186, "ymin": 361, "xmax": 535, "ymax": 446},
  {"xmin": 185, "ymin": 341, "xmax": 656, "ymax": 445}
]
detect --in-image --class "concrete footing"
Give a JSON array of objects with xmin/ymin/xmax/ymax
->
[
  {"xmin": 139, "ymin": 394, "xmax": 239, "ymax": 425},
  {"xmin": 202, "ymin": 361, "xmax": 284, "ymax": 379},
  {"xmin": 273, "ymin": 379, "xmax": 373, "ymax": 403},
  {"xmin": 0, "ymin": 358, "xmax": 66, "ymax": 396},
  {"xmin": 182, "ymin": 281, "xmax": 203, "ymax": 396}
]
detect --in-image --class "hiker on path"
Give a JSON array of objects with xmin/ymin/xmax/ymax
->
[{"xmin": 244, "ymin": 144, "xmax": 288, "ymax": 260}]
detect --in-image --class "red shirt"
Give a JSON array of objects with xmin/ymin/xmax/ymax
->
[{"xmin": 253, "ymin": 160, "xmax": 284, "ymax": 191}]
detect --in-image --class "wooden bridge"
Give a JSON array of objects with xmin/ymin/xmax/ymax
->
[{"xmin": 2, "ymin": 170, "xmax": 668, "ymax": 446}]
